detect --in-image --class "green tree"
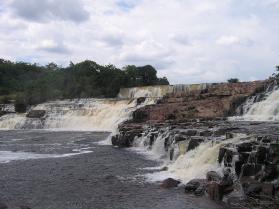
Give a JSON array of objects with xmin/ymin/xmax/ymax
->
[{"xmin": 227, "ymin": 78, "xmax": 239, "ymax": 83}]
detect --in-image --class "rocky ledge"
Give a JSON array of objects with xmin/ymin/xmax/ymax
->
[{"xmin": 112, "ymin": 80, "xmax": 279, "ymax": 208}]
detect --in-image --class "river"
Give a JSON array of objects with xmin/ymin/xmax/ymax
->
[{"xmin": 0, "ymin": 130, "xmax": 223, "ymax": 209}]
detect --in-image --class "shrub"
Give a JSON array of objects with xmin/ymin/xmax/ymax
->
[{"xmin": 227, "ymin": 78, "xmax": 239, "ymax": 83}]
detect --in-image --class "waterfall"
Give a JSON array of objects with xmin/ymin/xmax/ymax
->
[
  {"xmin": 0, "ymin": 98, "xmax": 155, "ymax": 131},
  {"xmin": 132, "ymin": 126, "xmax": 247, "ymax": 184},
  {"xmin": 241, "ymin": 88, "xmax": 279, "ymax": 121},
  {"xmin": 118, "ymin": 85, "xmax": 172, "ymax": 98},
  {"xmin": 118, "ymin": 83, "xmax": 211, "ymax": 99},
  {"xmin": 232, "ymin": 86, "xmax": 279, "ymax": 121}
]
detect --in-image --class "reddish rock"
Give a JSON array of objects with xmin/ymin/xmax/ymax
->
[{"xmin": 130, "ymin": 81, "xmax": 265, "ymax": 123}]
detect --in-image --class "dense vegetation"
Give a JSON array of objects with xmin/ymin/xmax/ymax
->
[
  {"xmin": 0, "ymin": 59, "xmax": 169, "ymax": 109},
  {"xmin": 227, "ymin": 78, "xmax": 240, "ymax": 83}
]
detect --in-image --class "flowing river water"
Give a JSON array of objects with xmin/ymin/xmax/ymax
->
[{"xmin": 0, "ymin": 130, "xmax": 223, "ymax": 209}]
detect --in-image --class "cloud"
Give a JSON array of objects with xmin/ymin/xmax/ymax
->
[
  {"xmin": 216, "ymin": 35, "xmax": 254, "ymax": 46},
  {"xmin": 217, "ymin": 35, "xmax": 240, "ymax": 45},
  {"xmin": 0, "ymin": 0, "xmax": 279, "ymax": 84},
  {"xmin": 116, "ymin": 0, "xmax": 142, "ymax": 12},
  {"xmin": 118, "ymin": 40, "xmax": 174, "ymax": 69},
  {"xmin": 10, "ymin": 0, "xmax": 89, "ymax": 23},
  {"xmin": 36, "ymin": 40, "xmax": 70, "ymax": 54},
  {"xmin": 100, "ymin": 34, "xmax": 124, "ymax": 48}
]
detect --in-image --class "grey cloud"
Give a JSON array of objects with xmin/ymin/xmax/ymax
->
[
  {"xmin": 36, "ymin": 40, "xmax": 70, "ymax": 54},
  {"xmin": 101, "ymin": 35, "xmax": 124, "ymax": 48},
  {"xmin": 11, "ymin": 0, "xmax": 89, "ymax": 23},
  {"xmin": 121, "ymin": 53, "xmax": 174, "ymax": 69},
  {"xmin": 172, "ymin": 34, "xmax": 190, "ymax": 45}
]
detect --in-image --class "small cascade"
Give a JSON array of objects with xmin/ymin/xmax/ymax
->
[
  {"xmin": 232, "ymin": 82, "xmax": 279, "ymax": 121},
  {"xmin": 118, "ymin": 85, "xmax": 172, "ymax": 98},
  {"xmin": 118, "ymin": 83, "xmax": 211, "ymax": 99},
  {"xmin": 131, "ymin": 125, "xmax": 249, "ymax": 183},
  {"xmin": 0, "ymin": 98, "xmax": 155, "ymax": 131}
]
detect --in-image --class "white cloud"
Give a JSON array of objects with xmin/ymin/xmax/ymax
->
[
  {"xmin": 35, "ymin": 39, "xmax": 69, "ymax": 54},
  {"xmin": 217, "ymin": 35, "xmax": 240, "ymax": 45},
  {"xmin": 0, "ymin": 0, "xmax": 279, "ymax": 83}
]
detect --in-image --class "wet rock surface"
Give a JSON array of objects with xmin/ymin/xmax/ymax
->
[
  {"xmin": 160, "ymin": 178, "xmax": 181, "ymax": 189},
  {"xmin": 26, "ymin": 110, "xmax": 46, "ymax": 118}
]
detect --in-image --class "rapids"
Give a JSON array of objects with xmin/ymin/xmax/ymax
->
[
  {"xmin": 232, "ymin": 86, "xmax": 279, "ymax": 121},
  {"xmin": 0, "ymin": 98, "xmax": 155, "ymax": 131}
]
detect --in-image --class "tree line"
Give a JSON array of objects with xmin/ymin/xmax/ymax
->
[{"xmin": 0, "ymin": 59, "xmax": 169, "ymax": 111}]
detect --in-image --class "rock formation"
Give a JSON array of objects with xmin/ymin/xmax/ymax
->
[{"xmin": 112, "ymin": 79, "xmax": 279, "ymax": 208}]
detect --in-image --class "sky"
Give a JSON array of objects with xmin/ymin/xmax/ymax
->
[{"xmin": 0, "ymin": 0, "xmax": 279, "ymax": 84}]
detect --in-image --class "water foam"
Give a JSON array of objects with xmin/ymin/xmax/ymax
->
[
  {"xmin": 0, "ymin": 98, "xmax": 155, "ymax": 132},
  {"xmin": 0, "ymin": 150, "xmax": 93, "ymax": 163},
  {"xmin": 232, "ymin": 88, "xmax": 279, "ymax": 121},
  {"xmin": 133, "ymin": 131, "xmax": 244, "ymax": 184}
]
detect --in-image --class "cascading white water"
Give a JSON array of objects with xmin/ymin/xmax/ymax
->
[
  {"xmin": 118, "ymin": 85, "xmax": 172, "ymax": 98},
  {"xmin": 233, "ymin": 88, "xmax": 279, "ymax": 121},
  {"xmin": 133, "ymin": 128, "xmax": 246, "ymax": 184},
  {"xmin": 118, "ymin": 83, "xmax": 211, "ymax": 99},
  {"xmin": 0, "ymin": 98, "xmax": 155, "ymax": 131}
]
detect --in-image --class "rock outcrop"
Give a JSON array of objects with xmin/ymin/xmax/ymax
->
[
  {"xmin": 131, "ymin": 81, "xmax": 265, "ymax": 123},
  {"xmin": 111, "ymin": 80, "xmax": 279, "ymax": 208}
]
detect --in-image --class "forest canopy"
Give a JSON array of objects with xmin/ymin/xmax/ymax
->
[{"xmin": 0, "ymin": 59, "xmax": 169, "ymax": 106}]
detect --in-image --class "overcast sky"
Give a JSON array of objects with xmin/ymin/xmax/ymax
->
[{"xmin": 0, "ymin": 0, "xmax": 279, "ymax": 84}]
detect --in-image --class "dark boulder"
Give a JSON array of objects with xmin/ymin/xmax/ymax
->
[
  {"xmin": 26, "ymin": 110, "xmax": 46, "ymax": 118},
  {"xmin": 180, "ymin": 129, "xmax": 197, "ymax": 136},
  {"xmin": 269, "ymin": 143, "xmax": 279, "ymax": 164},
  {"xmin": 235, "ymin": 152, "xmax": 250, "ymax": 176},
  {"xmin": 242, "ymin": 182, "xmax": 275, "ymax": 197},
  {"xmin": 226, "ymin": 132, "xmax": 234, "ymax": 139},
  {"xmin": 206, "ymin": 171, "xmax": 221, "ymax": 182},
  {"xmin": 240, "ymin": 163, "xmax": 262, "ymax": 178},
  {"xmin": 213, "ymin": 128, "xmax": 227, "ymax": 137},
  {"xmin": 174, "ymin": 134, "xmax": 187, "ymax": 142},
  {"xmin": 185, "ymin": 179, "xmax": 205, "ymax": 193},
  {"xmin": 223, "ymin": 149, "xmax": 234, "ymax": 167},
  {"xmin": 237, "ymin": 142, "xmax": 254, "ymax": 153},
  {"xmin": 255, "ymin": 146, "xmax": 268, "ymax": 164},
  {"xmin": 149, "ymin": 132, "xmax": 158, "ymax": 146},
  {"xmin": 111, "ymin": 131, "xmax": 139, "ymax": 147},
  {"xmin": 219, "ymin": 169, "xmax": 234, "ymax": 195},
  {"xmin": 257, "ymin": 164, "xmax": 279, "ymax": 182},
  {"xmin": 200, "ymin": 130, "xmax": 212, "ymax": 137},
  {"xmin": 136, "ymin": 97, "xmax": 146, "ymax": 105},
  {"xmin": 160, "ymin": 178, "xmax": 181, "ymax": 189},
  {"xmin": 218, "ymin": 147, "xmax": 227, "ymax": 164},
  {"xmin": 234, "ymin": 160, "xmax": 243, "ymax": 177},
  {"xmin": 187, "ymin": 137, "xmax": 204, "ymax": 151},
  {"xmin": 206, "ymin": 182, "xmax": 223, "ymax": 201},
  {"xmin": 194, "ymin": 182, "xmax": 207, "ymax": 196}
]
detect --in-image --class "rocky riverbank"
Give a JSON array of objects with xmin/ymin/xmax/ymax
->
[{"xmin": 112, "ymin": 80, "xmax": 279, "ymax": 208}]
